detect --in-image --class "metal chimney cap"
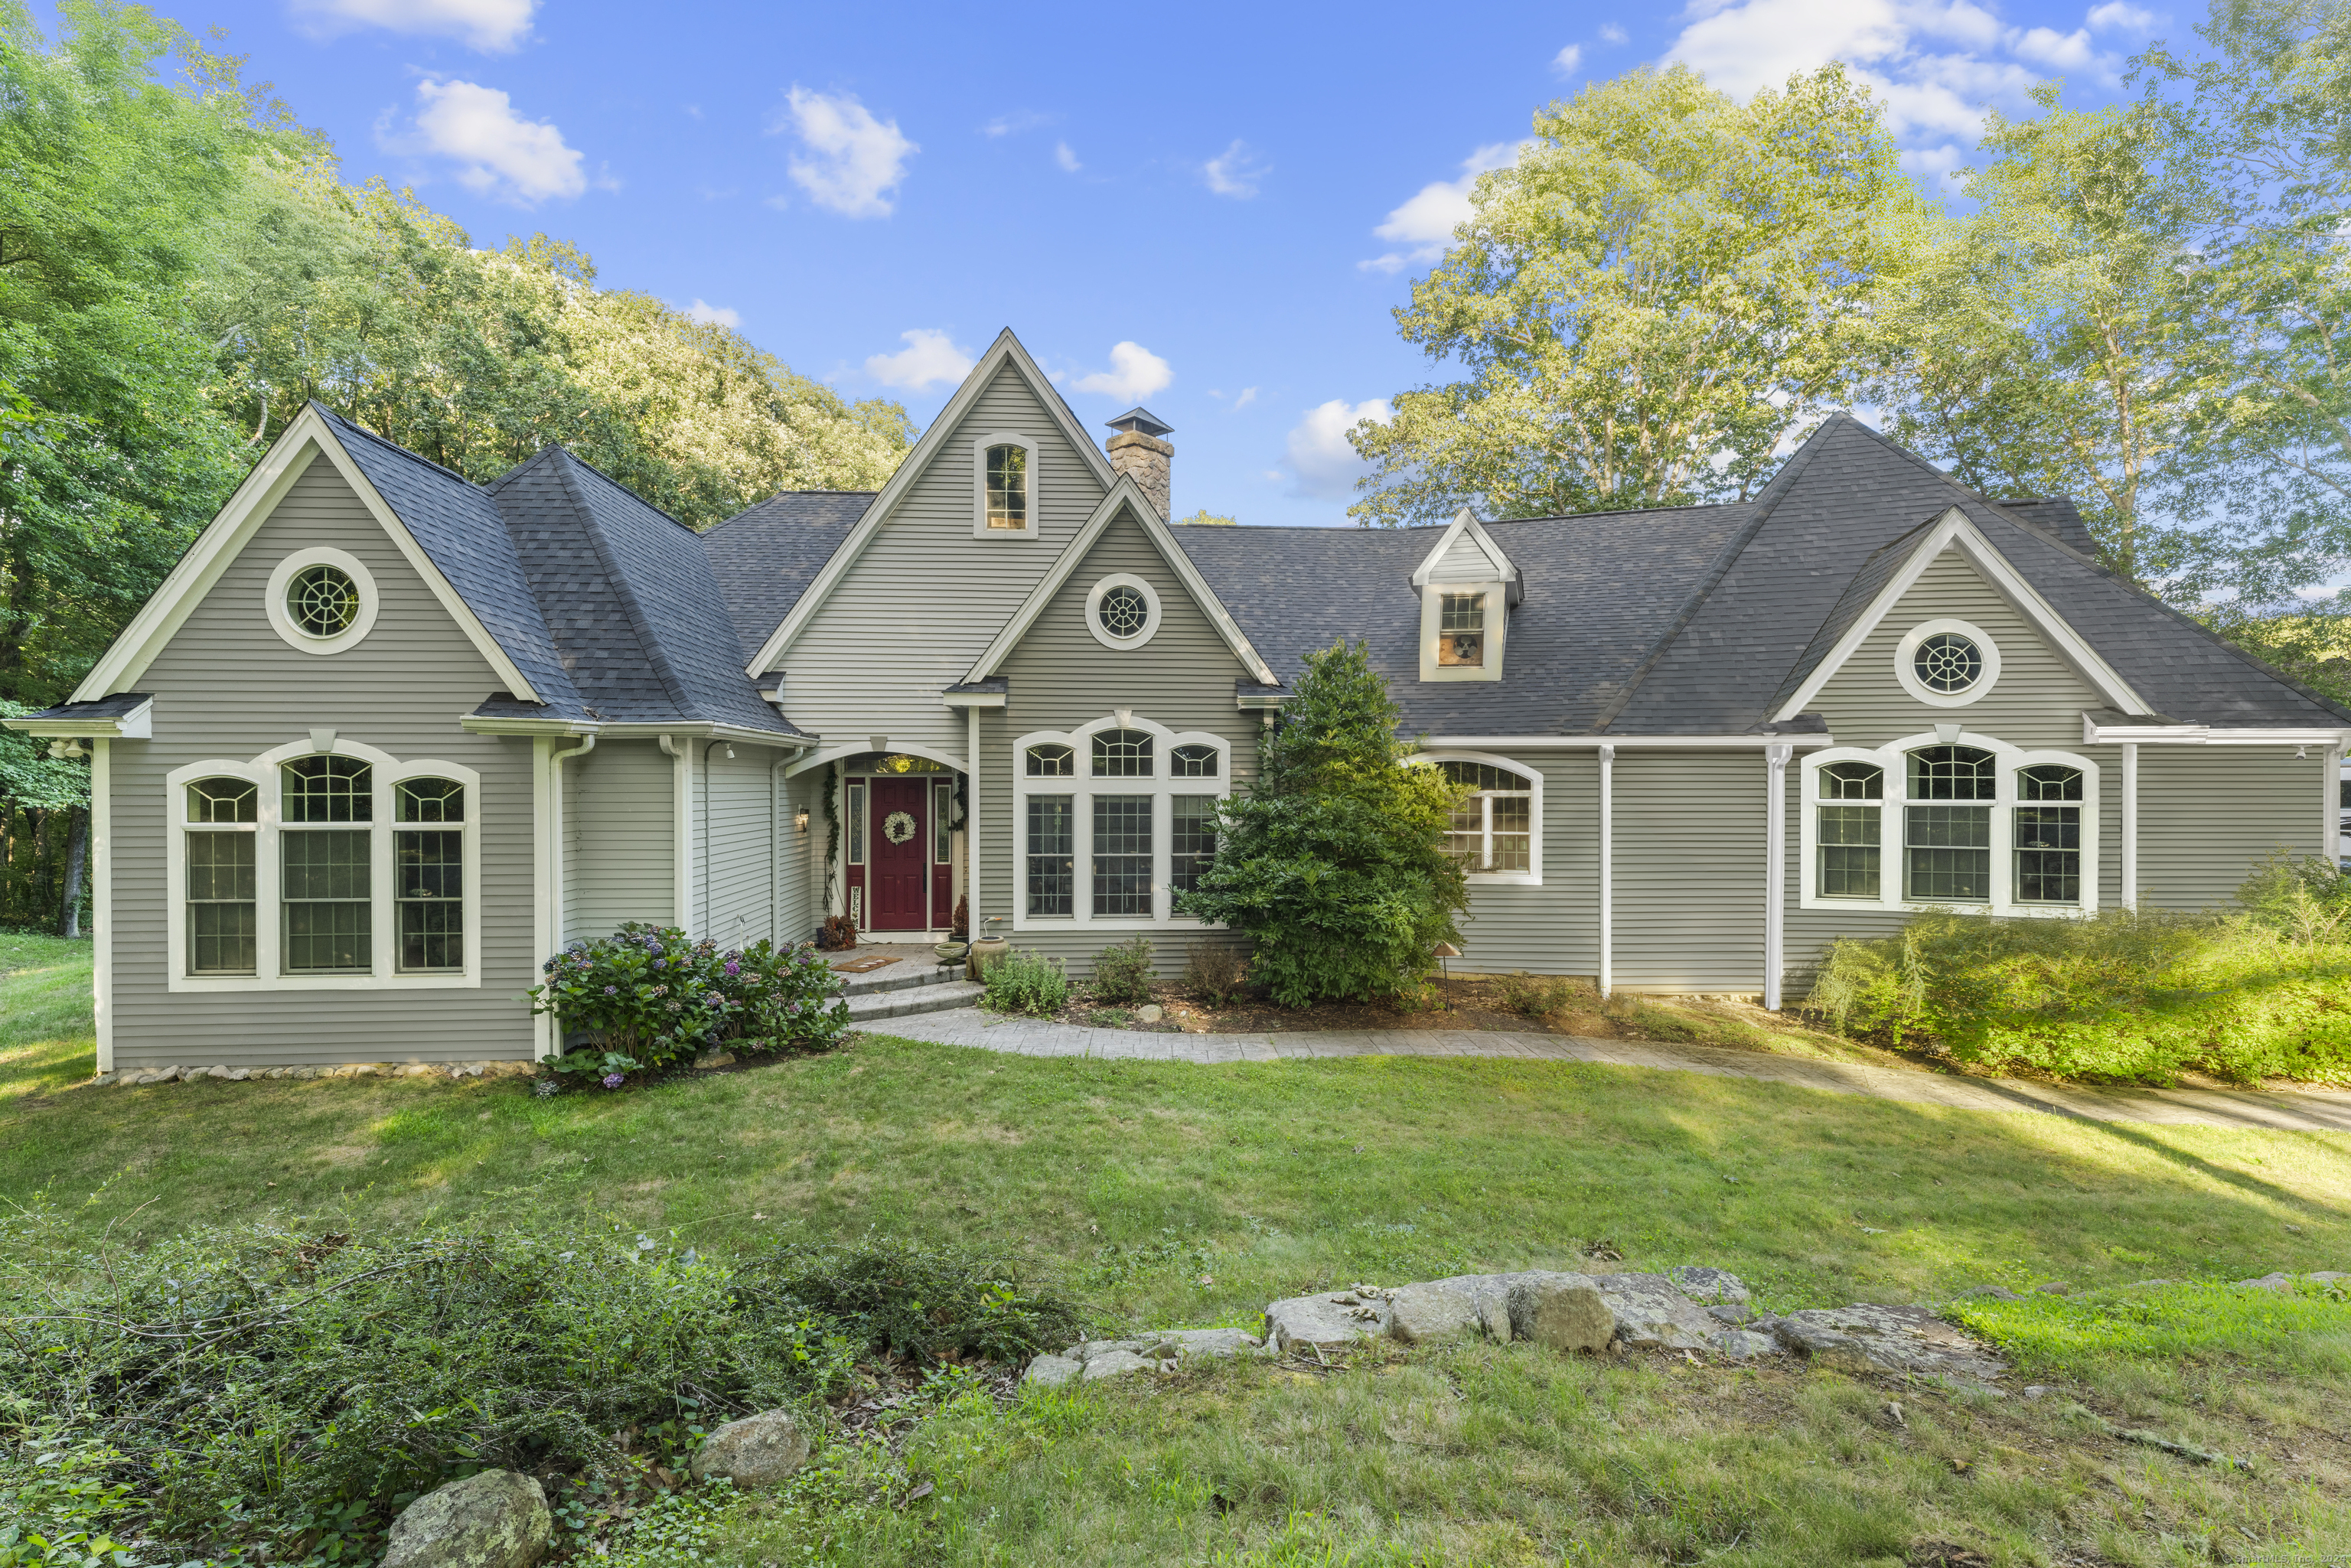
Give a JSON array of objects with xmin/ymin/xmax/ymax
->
[{"xmin": 1105, "ymin": 406, "xmax": 1173, "ymax": 438}]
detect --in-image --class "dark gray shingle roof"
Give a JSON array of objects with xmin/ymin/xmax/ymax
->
[{"xmin": 699, "ymin": 491, "xmax": 872, "ymax": 663}]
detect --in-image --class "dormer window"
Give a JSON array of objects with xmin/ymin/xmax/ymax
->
[
  {"xmin": 985, "ymin": 445, "xmax": 1028, "ymax": 529},
  {"xmin": 1439, "ymin": 592, "xmax": 1485, "ymax": 667}
]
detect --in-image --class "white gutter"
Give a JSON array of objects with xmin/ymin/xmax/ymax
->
[{"xmin": 1422, "ymin": 733, "xmax": 1834, "ymax": 750}]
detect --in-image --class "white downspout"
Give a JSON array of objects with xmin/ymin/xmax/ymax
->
[
  {"xmin": 2120, "ymin": 742, "xmax": 2138, "ymax": 910},
  {"xmin": 1764, "ymin": 743, "xmax": 1789, "ymax": 1011},
  {"xmin": 91, "ymin": 738, "xmax": 112, "ymax": 1076},
  {"xmin": 2327, "ymin": 740, "xmax": 2346, "ymax": 868},
  {"xmin": 542, "ymin": 732, "xmax": 595, "ymax": 1060},
  {"xmin": 659, "ymin": 734, "xmax": 693, "ymax": 934},
  {"xmin": 1598, "ymin": 743, "xmax": 1614, "ymax": 999}
]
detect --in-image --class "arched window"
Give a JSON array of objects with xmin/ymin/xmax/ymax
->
[
  {"xmin": 1438, "ymin": 759, "xmax": 1533, "ymax": 872},
  {"xmin": 1026, "ymin": 744, "xmax": 1074, "ymax": 777},
  {"xmin": 1171, "ymin": 744, "xmax": 1218, "ymax": 777},
  {"xmin": 1905, "ymin": 745, "xmax": 1995, "ymax": 901},
  {"xmin": 1092, "ymin": 730, "xmax": 1153, "ymax": 777},
  {"xmin": 983, "ymin": 443, "xmax": 1027, "ymax": 530},
  {"xmin": 1012, "ymin": 722, "xmax": 1232, "ymax": 924},
  {"xmin": 2016, "ymin": 764, "xmax": 2084, "ymax": 904}
]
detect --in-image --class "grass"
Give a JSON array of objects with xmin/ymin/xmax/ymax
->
[{"xmin": 7, "ymin": 940, "xmax": 2351, "ymax": 1564}]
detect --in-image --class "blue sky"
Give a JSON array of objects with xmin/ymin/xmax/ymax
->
[{"xmin": 145, "ymin": 0, "xmax": 2170, "ymax": 525}]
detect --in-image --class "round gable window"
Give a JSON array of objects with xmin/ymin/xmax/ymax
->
[
  {"xmin": 1084, "ymin": 572, "xmax": 1162, "ymax": 650},
  {"xmin": 266, "ymin": 548, "xmax": 379, "ymax": 655},
  {"xmin": 1894, "ymin": 618, "xmax": 1999, "ymax": 707}
]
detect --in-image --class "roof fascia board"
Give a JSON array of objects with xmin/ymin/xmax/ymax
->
[
  {"xmin": 2205, "ymin": 726, "xmax": 2351, "ymax": 745},
  {"xmin": 963, "ymin": 476, "xmax": 1280, "ymax": 685},
  {"xmin": 1772, "ymin": 508, "xmax": 2144, "ymax": 722},
  {"xmin": 941, "ymin": 689, "xmax": 1008, "ymax": 708},
  {"xmin": 461, "ymin": 716, "xmax": 815, "ymax": 748},
  {"xmin": 458, "ymin": 715, "xmax": 602, "ymax": 738},
  {"xmin": 71, "ymin": 419, "xmax": 329, "ymax": 702},
  {"xmin": 1426, "ymin": 734, "xmax": 1837, "ymax": 749},
  {"xmin": 746, "ymin": 330, "xmax": 1118, "ymax": 675},
  {"xmin": 4, "ymin": 696, "xmax": 154, "ymax": 738}
]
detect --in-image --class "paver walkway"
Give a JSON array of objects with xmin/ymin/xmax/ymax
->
[{"xmin": 875, "ymin": 1007, "xmax": 2351, "ymax": 1134}]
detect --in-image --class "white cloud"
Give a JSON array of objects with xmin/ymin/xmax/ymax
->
[
  {"xmin": 1232, "ymin": 386, "xmax": 1258, "ymax": 409},
  {"xmin": 1599, "ymin": 21, "xmax": 1629, "ymax": 42},
  {"xmin": 982, "ymin": 110, "xmax": 1052, "ymax": 137},
  {"xmin": 1361, "ymin": 142, "xmax": 1518, "ymax": 273},
  {"xmin": 1554, "ymin": 43, "xmax": 1583, "ymax": 73},
  {"xmin": 2086, "ymin": 1, "xmax": 2158, "ymax": 28},
  {"xmin": 1203, "ymin": 139, "xmax": 1270, "ymax": 199},
  {"xmin": 771, "ymin": 87, "xmax": 916, "ymax": 219},
  {"xmin": 1074, "ymin": 341, "xmax": 1173, "ymax": 403},
  {"xmin": 683, "ymin": 299, "xmax": 740, "ymax": 328},
  {"xmin": 864, "ymin": 329, "xmax": 975, "ymax": 390},
  {"xmin": 1055, "ymin": 140, "xmax": 1081, "ymax": 172},
  {"xmin": 387, "ymin": 79, "xmax": 585, "ymax": 204},
  {"xmin": 289, "ymin": 0, "xmax": 533, "ymax": 50},
  {"xmin": 1661, "ymin": 0, "xmax": 2128, "ymax": 181},
  {"xmin": 1282, "ymin": 399, "xmax": 1391, "ymax": 500}
]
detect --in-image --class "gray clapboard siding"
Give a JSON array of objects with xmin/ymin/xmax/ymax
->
[
  {"xmin": 776, "ymin": 768, "xmax": 827, "ymax": 944},
  {"xmin": 1612, "ymin": 750, "xmax": 1766, "ymax": 992},
  {"xmin": 1453, "ymin": 751, "xmax": 1598, "ymax": 976},
  {"xmin": 699, "ymin": 741, "xmax": 779, "ymax": 947},
  {"xmin": 981, "ymin": 507, "xmax": 1255, "ymax": 976},
  {"xmin": 1430, "ymin": 534, "xmax": 1496, "ymax": 582},
  {"xmin": 563, "ymin": 739, "xmax": 673, "ymax": 940},
  {"xmin": 2138, "ymin": 745, "xmax": 2321, "ymax": 909},
  {"xmin": 778, "ymin": 366, "xmax": 1107, "ymax": 761},
  {"xmin": 111, "ymin": 458, "xmax": 536, "ymax": 1066}
]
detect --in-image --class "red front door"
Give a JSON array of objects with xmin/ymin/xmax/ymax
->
[{"xmin": 868, "ymin": 778, "xmax": 929, "ymax": 930}]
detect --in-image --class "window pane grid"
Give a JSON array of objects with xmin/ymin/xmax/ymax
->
[
  {"xmin": 1026, "ymin": 796, "xmax": 1074, "ymax": 916},
  {"xmin": 1171, "ymin": 796, "xmax": 1215, "ymax": 895},
  {"xmin": 1091, "ymin": 795, "xmax": 1153, "ymax": 915},
  {"xmin": 187, "ymin": 777, "xmax": 257, "ymax": 823},
  {"xmin": 1818, "ymin": 805, "xmax": 1880, "ymax": 897},
  {"xmin": 1026, "ymin": 744, "xmax": 1073, "ymax": 777},
  {"xmin": 985, "ymin": 444, "xmax": 1028, "ymax": 529},
  {"xmin": 1906, "ymin": 745, "xmax": 1995, "ymax": 800},
  {"xmin": 2015, "ymin": 806, "xmax": 2082, "ymax": 904},
  {"xmin": 1906, "ymin": 805, "xmax": 1991, "ymax": 901},
  {"xmin": 1091, "ymin": 730, "xmax": 1153, "ymax": 777},
  {"xmin": 282, "ymin": 756, "xmax": 372, "ymax": 822},
  {"xmin": 1170, "ymin": 744, "xmax": 1218, "ymax": 777},
  {"xmin": 1489, "ymin": 794, "xmax": 1531, "ymax": 872},
  {"xmin": 187, "ymin": 831, "xmax": 257, "ymax": 974},
  {"xmin": 396, "ymin": 829, "xmax": 462, "ymax": 972},
  {"xmin": 284, "ymin": 828, "xmax": 370, "ymax": 971}
]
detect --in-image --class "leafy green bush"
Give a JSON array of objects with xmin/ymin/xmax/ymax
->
[
  {"xmin": 982, "ymin": 947, "xmax": 1068, "ymax": 1015},
  {"xmin": 1091, "ymin": 935, "xmax": 1156, "ymax": 1005},
  {"xmin": 529, "ymin": 923, "xmax": 849, "ymax": 1078},
  {"xmin": 1176, "ymin": 640, "xmax": 1469, "ymax": 1006},
  {"xmin": 1805, "ymin": 885, "xmax": 2351, "ymax": 1084},
  {"xmin": 0, "ymin": 1444, "xmax": 143, "ymax": 1568},
  {"xmin": 0, "ymin": 1209, "xmax": 1084, "ymax": 1560}
]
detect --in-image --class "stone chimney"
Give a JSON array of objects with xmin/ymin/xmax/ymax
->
[{"xmin": 1104, "ymin": 407, "xmax": 1174, "ymax": 520}]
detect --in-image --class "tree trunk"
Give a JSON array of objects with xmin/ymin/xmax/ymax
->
[{"xmin": 58, "ymin": 804, "xmax": 86, "ymax": 939}]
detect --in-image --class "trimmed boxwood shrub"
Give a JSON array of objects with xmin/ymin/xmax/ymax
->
[{"xmin": 527, "ymin": 923, "xmax": 849, "ymax": 1081}]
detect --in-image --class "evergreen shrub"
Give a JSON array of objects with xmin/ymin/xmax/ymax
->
[
  {"xmin": 1176, "ymin": 640, "xmax": 1469, "ymax": 1006},
  {"xmin": 1807, "ymin": 854, "xmax": 2351, "ymax": 1084},
  {"xmin": 527, "ymin": 923, "xmax": 849, "ymax": 1081}
]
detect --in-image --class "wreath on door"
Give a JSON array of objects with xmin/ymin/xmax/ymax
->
[{"xmin": 882, "ymin": 810, "xmax": 918, "ymax": 846}]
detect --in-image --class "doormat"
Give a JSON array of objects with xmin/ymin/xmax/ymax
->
[{"xmin": 830, "ymin": 954, "xmax": 897, "ymax": 973}]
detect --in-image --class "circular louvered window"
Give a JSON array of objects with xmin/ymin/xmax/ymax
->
[{"xmin": 1912, "ymin": 632, "xmax": 1983, "ymax": 694}]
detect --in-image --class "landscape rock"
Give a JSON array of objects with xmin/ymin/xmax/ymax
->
[
  {"xmin": 1081, "ymin": 1349, "xmax": 1161, "ymax": 1381},
  {"xmin": 1668, "ymin": 1266, "xmax": 1750, "ymax": 1307},
  {"xmin": 379, "ymin": 1469, "xmax": 551, "ymax": 1568},
  {"xmin": 1136, "ymin": 1005, "xmax": 1164, "ymax": 1022},
  {"xmin": 689, "ymin": 1410, "xmax": 809, "ymax": 1489},
  {"xmin": 1708, "ymin": 1329, "xmax": 1780, "ymax": 1359},
  {"xmin": 1384, "ymin": 1280, "xmax": 1492, "ymax": 1345},
  {"xmin": 1506, "ymin": 1272, "xmax": 1616, "ymax": 1353},
  {"xmin": 2235, "ymin": 1273, "xmax": 2294, "ymax": 1293},
  {"xmin": 1771, "ymin": 1304, "xmax": 2007, "ymax": 1384},
  {"xmin": 1022, "ymin": 1354, "xmax": 1083, "ymax": 1389},
  {"xmin": 1026, "ymin": 1328, "xmax": 1266, "ymax": 1387},
  {"xmin": 1592, "ymin": 1273, "xmax": 1719, "ymax": 1350},
  {"xmin": 1706, "ymin": 1303, "xmax": 1751, "ymax": 1326},
  {"xmin": 1264, "ymin": 1289, "xmax": 1391, "ymax": 1353},
  {"xmin": 694, "ymin": 1051, "xmax": 735, "ymax": 1070}
]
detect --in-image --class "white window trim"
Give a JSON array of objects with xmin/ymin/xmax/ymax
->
[
  {"xmin": 265, "ymin": 546, "xmax": 380, "ymax": 657},
  {"xmin": 1414, "ymin": 750, "xmax": 1542, "ymax": 885},
  {"xmin": 1894, "ymin": 617, "xmax": 2001, "ymax": 709},
  {"xmin": 1798, "ymin": 730, "xmax": 2099, "ymax": 916},
  {"xmin": 165, "ymin": 737, "xmax": 483, "ymax": 991},
  {"xmin": 1418, "ymin": 580, "xmax": 1508, "ymax": 683},
  {"xmin": 972, "ymin": 432, "xmax": 1042, "ymax": 540},
  {"xmin": 1009, "ymin": 715, "xmax": 1230, "ymax": 931},
  {"xmin": 1084, "ymin": 572, "xmax": 1163, "ymax": 650}
]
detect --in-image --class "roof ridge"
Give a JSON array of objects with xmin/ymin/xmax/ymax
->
[
  {"xmin": 1590, "ymin": 428, "xmax": 1844, "ymax": 732},
  {"xmin": 485, "ymin": 445, "xmax": 566, "ymax": 496},
  {"xmin": 311, "ymin": 401, "xmax": 480, "ymax": 490},
  {"xmin": 549, "ymin": 450, "xmax": 698, "ymax": 716},
  {"xmin": 557, "ymin": 447, "xmax": 703, "ymax": 536}
]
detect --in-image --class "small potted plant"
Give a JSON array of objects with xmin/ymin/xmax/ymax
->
[{"xmin": 934, "ymin": 895, "xmax": 970, "ymax": 966}]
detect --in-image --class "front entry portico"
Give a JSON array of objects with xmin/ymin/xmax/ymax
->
[{"xmin": 840, "ymin": 753, "xmax": 963, "ymax": 935}]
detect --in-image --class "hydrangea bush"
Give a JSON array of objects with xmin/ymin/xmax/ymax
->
[{"xmin": 529, "ymin": 923, "xmax": 849, "ymax": 1081}]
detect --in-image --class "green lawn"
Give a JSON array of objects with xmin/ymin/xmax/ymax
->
[{"xmin": 5, "ymin": 939, "xmax": 2350, "ymax": 1565}]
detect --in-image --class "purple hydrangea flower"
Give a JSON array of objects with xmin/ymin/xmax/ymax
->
[
  {"xmin": 724, "ymin": 958, "xmax": 741, "ymax": 976},
  {"xmin": 604, "ymin": 985, "xmax": 618, "ymax": 996},
  {"xmin": 602, "ymin": 1072, "xmax": 624, "ymax": 1090}
]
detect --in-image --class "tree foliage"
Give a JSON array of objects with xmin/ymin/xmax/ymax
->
[
  {"xmin": 1176, "ymin": 641, "xmax": 1469, "ymax": 1006},
  {"xmin": 1347, "ymin": 64, "xmax": 1935, "ymax": 525}
]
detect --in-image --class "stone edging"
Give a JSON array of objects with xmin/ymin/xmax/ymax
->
[{"xmin": 96, "ymin": 1061, "xmax": 538, "ymax": 1087}]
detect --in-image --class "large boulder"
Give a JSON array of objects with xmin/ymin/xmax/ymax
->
[
  {"xmin": 380, "ymin": 1470, "xmax": 551, "ymax": 1568},
  {"xmin": 1767, "ymin": 1304, "xmax": 2007, "ymax": 1383},
  {"xmin": 1668, "ymin": 1266, "xmax": 1750, "ymax": 1309},
  {"xmin": 1022, "ymin": 1353, "xmax": 1084, "ymax": 1388},
  {"xmin": 689, "ymin": 1410, "xmax": 810, "ymax": 1489},
  {"xmin": 1264, "ymin": 1289, "xmax": 1391, "ymax": 1354},
  {"xmin": 1386, "ymin": 1279, "xmax": 1507, "ymax": 1345},
  {"xmin": 1505, "ymin": 1272, "xmax": 1615, "ymax": 1352},
  {"xmin": 1590, "ymin": 1273, "xmax": 1719, "ymax": 1350}
]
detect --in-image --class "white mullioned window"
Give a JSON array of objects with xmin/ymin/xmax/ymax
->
[
  {"xmin": 1417, "ymin": 752, "xmax": 1543, "ymax": 885},
  {"xmin": 1798, "ymin": 731, "xmax": 2098, "ymax": 914},
  {"xmin": 971, "ymin": 432, "xmax": 1042, "ymax": 538},
  {"xmin": 165, "ymin": 739, "xmax": 481, "ymax": 990},
  {"xmin": 1009, "ymin": 716, "xmax": 1229, "ymax": 928}
]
